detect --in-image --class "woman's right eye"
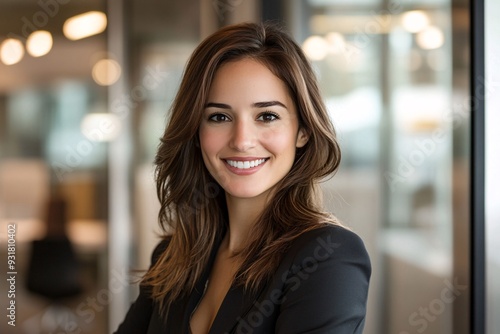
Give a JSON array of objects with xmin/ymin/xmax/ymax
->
[{"xmin": 208, "ymin": 113, "xmax": 230, "ymax": 122}]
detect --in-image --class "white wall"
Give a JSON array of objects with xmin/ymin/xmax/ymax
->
[{"xmin": 485, "ymin": 0, "xmax": 500, "ymax": 333}]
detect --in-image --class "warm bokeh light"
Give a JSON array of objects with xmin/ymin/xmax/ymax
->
[
  {"xmin": 325, "ymin": 32, "xmax": 346, "ymax": 54},
  {"xmin": 81, "ymin": 113, "xmax": 121, "ymax": 142},
  {"xmin": 302, "ymin": 35, "xmax": 328, "ymax": 61},
  {"xmin": 63, "ymin": 11, "xmax": 107, "ymax": 41},
  {"xmin": 92, "ymin": 59, "xmax": 121, "ymax": 86},
  {"xmin": 0, "ymin": 38, "xmax": 24, "ymax": 65},
  {"xmin": 401, "ymin": 10, "xmax": 430, "ymax": 33},
  {"xmin": 26, "ymin": 31, "xmax": 53, "ymax": 57},
  {"xmin": 416, "ymin": 26, "xmax": 445, "ymax": 50}
]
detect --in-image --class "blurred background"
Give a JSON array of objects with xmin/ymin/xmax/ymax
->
[{"xmin": 0, "ymin": 0, "xmax": 498, "ymax": 333}]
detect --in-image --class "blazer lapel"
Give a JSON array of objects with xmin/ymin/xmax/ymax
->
[
  {"xmin": 208, "ymin": 283, "xmax": 265, "ymax": 334},
  {"xmin": 165, "ymin": 232, "xmax": 225, "ymax": 333},
  {"xmin": 208, "ymin": 242, "xmax": 302, "ymax": 334},
  {"xmin": 155, "ymin": 226, "xmax": 267, "ymax": 334}
]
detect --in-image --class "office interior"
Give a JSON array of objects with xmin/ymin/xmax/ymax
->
[{"xmin": 0, "ymin": 0, "xmax": 498, "ymax": 333}]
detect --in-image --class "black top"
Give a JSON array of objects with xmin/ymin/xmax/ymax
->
[{"xmin": 114, "ymin": 224, "xmax": 371, "ymax": 333}]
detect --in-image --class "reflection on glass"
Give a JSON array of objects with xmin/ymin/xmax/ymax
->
[
  {"xmin": 294, "ymin": 1, "xmax": 469, "ymax": 333},
  {"xmin": 81, "ymin": 113, "xmax": 121, "ymax": 142}
]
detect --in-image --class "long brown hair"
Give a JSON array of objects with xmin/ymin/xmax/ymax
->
[{"xmin": 142, "ymin": 22, "xmax": 341, "ymax": 314}]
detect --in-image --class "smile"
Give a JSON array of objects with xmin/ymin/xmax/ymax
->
[{"xmin": 225, "ymin": 158, "xmax": 268, "ymax": 169}]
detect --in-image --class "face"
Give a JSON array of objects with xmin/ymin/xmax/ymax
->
[{"xmin": 199, "ymin": 58, "xmax": 308, "ymax": 201}]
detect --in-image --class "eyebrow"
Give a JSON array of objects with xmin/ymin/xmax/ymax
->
[
  {"xmin": 253, "ymin": 101, "xmax": 287, "ymax": 109},
  {"xmin": 204, "ymin": 101, "xmax": 287, "ymax": 109}
]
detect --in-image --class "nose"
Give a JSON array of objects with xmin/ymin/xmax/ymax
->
[{"xmin": 229, "ymin": 119, "xmax": 256, "ymax": 152}]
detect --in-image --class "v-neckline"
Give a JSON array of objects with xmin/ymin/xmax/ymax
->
[
  {"xmin": 189, "ymin": 233, "xmax": 241, "ymax": 334},
  {"xmin": 179, "ymin": 227, "xmax": 264, "ymax": 334},
  {"xmin": 185, "ymin": 228, "xmax": 226, "ymax": 334}
]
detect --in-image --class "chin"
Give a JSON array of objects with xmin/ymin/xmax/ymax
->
[
  {"xmin": 226, "ymin": 189, "xmax": 264, "ymax": 199},
  {"xmin": 224, "ymin": 183, "xmax": 274, "ymax": 200}
]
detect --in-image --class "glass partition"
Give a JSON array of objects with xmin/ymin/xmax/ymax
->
[{"xmin": 286, "ymin": 0, "xmax": 470, "ymax": 333}]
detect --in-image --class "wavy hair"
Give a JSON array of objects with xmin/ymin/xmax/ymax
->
[{"xmin": 142, "ymin": 22, "xmax": 342, "ymax": 314}]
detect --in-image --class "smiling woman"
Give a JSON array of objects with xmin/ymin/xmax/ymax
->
[
  {"xmin": 114, "ymin": 22, "xmax": 371, "ymax": 334},
  {"xmin": 199, "ymin": 58, "xmax": 308, "ymax": 201}
]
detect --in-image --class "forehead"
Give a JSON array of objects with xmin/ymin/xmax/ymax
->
[{"xmin": 208, "ymin": 58, "xmax": 292, "ymax": 105}]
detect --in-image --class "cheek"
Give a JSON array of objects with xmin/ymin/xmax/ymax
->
[
  {"xmin": 262, "ymin": 127, "xmax": 298, "ymax": 156},
  {"xmin": 199, "ymin": 127, "xmax": 220, "ymax": 157}
]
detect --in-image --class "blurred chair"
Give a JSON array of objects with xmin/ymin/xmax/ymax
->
[{"xmin": 26, "ymin": 196, "xmax": 84, "ymax": 332}]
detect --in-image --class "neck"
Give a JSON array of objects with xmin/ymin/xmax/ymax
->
[{"xmin": 224, "ymin": 193, "xmax": 269, "ymax": 253}]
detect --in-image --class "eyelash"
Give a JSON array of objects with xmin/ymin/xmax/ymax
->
[
  {"xmin": 207, "ymin": 111, "xmax": 280, "ymax": 123},
  {"xmin": 207, "ymin": 113, "xmax": 230, "ymax": 122},
  {"xmin": 257, "ymin": 112, "xmax": 280, "ymax": 122}
]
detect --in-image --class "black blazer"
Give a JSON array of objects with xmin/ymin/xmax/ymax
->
[{"xmin": 114, "ymin": 225, "xmax": 371, "ymax": 333}]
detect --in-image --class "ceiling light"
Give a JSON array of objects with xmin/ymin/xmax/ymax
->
[
  {"xmin": 0, "ymin": 38, "xmax": 24, "ymax": 65},
  {"xmin": 416, "ymin": 26, "xmax": 445, "ymax": 50},
  {"xmin": 92, "ymin": 59, "xmax": 121, "ymax": 86},
  {"xmin": 63, "ymin": 11, "xmax": 107, "ymax": 41},
  {"xmin": 302, "ymin": 36, "xmax": 328, "ymax": 61},
  {"xmin": 401, "ymin": 10, "xmax": 430, "ymax": 33},
  {"xmin": 26, "ymin": 31, "xmax": 53, "ymax": 57},
  {"xmin": 325, "ymin": 32, "xmax": 346, "ymax": 54}
]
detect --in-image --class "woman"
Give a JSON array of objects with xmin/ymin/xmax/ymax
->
[{"xmin": 115, "ymin": 22, "xmax": 371, "ymax": 334}]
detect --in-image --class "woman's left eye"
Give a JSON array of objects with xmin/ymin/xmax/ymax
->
[
  {"xmin": 257, "ymin": 112, "xmax": 279, "ymax": 122},
  {"xmin": 208, "ymin": 113, "xmax": 230, "ymax": 122}
]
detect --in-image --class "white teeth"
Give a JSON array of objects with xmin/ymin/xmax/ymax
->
[{"xmin": 226, "ymin": 159, "xmax": 266, "ymax": 169}]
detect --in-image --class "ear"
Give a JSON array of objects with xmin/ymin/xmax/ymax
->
[{"xmin": 296, "ymin": 128, "xmax": 309, "ymax": 148}]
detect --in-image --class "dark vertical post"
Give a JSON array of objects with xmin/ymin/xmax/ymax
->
[
  {"xmin": 471, "ymin": 0, "xmax": 485, "ymax": 333},
  {"xmin": 261, "ymin": 0, "xmax": 283, "ymax": 22}
]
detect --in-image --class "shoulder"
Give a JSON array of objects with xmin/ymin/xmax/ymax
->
[
  {"xmin": 270, "ymin": 224, "xmax": 371, "ymax": 333},
  {"xmin": 284, "ymin": 224, "xmax": 371, "ymax": 274}
]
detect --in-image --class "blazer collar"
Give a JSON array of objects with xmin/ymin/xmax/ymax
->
[{"xmin": 208, "ymin": 283, "xmax": 265, "ymax": 334}]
